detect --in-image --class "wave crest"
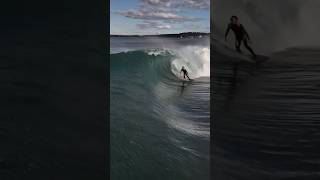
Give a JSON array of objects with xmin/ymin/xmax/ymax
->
[{"xmin": 111, "ymin": 46, "xmax": 210, "ymax": 79}]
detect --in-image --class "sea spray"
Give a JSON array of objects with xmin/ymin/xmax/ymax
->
[{"xmin": 171, "ymin": 46, "xmax": 210, "ymax": 78}]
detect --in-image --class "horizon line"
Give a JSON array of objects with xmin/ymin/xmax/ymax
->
[{"xmin": 110, "ymin": 31, "xmax": 210, "ymax": 36}]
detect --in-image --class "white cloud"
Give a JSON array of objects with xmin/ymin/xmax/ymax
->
[
  {"xmin": 142, "ymin": 0, "xmax": 210, "ymax": 9},
  {"xmin": 137, "ymin": 21, "xmax": 172, "ymax": 29},
  {"xmin": 114, "ymin": 0, "xmax": 208, "ymax": 31},
  {"xmin": 116, "ymin": 9, "xmax": 201, "ymax": 22}
]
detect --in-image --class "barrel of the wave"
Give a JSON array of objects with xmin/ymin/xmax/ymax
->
[{"xmin": 170, "ymin": 46, "xmax": 210, "ymax": 81}]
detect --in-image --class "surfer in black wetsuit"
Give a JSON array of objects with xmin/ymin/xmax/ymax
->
[
  {"xmin": 180, "ymin": 66, "xmax": 191, "ymax": 80},
  {"xmin": 225, "ymin": 16, "xmax": 257, "ymax": 58}
]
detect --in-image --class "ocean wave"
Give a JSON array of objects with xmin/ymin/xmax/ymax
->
[
  {"xmin": 110, "ymin": 47, "xmax": 210, "ymax": 137},
  {"xmin": 111, "ymin": 45, "xmax": 210, "ymax": 79}
]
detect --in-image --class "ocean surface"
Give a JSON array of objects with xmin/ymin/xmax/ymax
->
[
  {"xmin": 212, "ymin": 39, "xmax": 320, "ymax": 179},
  {"xmin": 110, "ymin": 36, "xmax": 210, "ymax": 180}
]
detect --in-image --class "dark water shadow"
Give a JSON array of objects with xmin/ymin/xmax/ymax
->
[{"xmin": 212, "ymin": 50, "xmax": 320, "ymax": 179}]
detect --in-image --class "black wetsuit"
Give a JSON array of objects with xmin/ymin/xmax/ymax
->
[
  {"xmin": 225, "ymin": 23, "xmax": 256, "ymax": 57},
  {"xmin": 181, "ymin": 69, "xmax": 190, "ymax": 80}
]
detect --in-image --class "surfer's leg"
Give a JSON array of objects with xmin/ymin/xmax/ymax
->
[
  {"xmin": 235, "ymin": 39, "xmax": 242, "ymax": 53},
  {"xmin": 244, "ymin": 39, "xmax": 256, "ymax": 57}
]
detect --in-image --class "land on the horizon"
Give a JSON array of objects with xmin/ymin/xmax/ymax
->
[{"xmin": 111, "ymin": 32, "xmax": 210, "ymax": 38}]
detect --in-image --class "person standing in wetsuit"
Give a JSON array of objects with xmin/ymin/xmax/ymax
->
[
  {"xmin": 225, "ymin": 15, "xmax": 257, "ymax": 58},
  {"xmin": 180, "ymin": 66, "xmax": 191, "ymax": 80}
]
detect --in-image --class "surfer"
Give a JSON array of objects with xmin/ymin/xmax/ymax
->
[
  {"xmin": 180, "ymin": 66, "xmax": 191, "ymax": 80},
  {"xmin": 225, "ymin": 15, "xmax": 257, "ymax": 58}
]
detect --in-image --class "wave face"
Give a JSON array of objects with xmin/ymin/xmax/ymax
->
[
  {"xmin": 213, "ymin": 40, "xmax": 320, "ymax": 179},
  {"xmin": 110, "ymin": 44, "xmax": 210, "ymax": 180}
]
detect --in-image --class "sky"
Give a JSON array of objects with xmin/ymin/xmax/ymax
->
[{"xmin": 110, "ymin": 0, "xmax": 210, "ymax": 35}]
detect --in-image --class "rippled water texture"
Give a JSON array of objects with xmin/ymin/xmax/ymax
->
[
  {"xmin": 110, "ymin": 37, "xmax": 210, "ymax": 180},
  {"xmin": 212, "ymin": 48, "xmax": 320, "ymax": 179}
]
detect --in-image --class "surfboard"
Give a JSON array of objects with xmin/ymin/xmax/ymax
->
[
  {"xmin": 181, "ymin": 78, "xmax": 192, "ymax": 82},
  {"xmin": 252, "ymin": 55, "xmax": 269, "ymax": 64},
  {"xmin": 178, "ymin": 77, "xmax": 193, "ymax": 82}
]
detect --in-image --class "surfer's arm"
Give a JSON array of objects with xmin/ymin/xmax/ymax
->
[
  {"xmin": 242, "ymin": 25, "xmax": 251, "ymax": 40},
  {"xmin": 245, "ymin": 31, "xmax": 250, "ymax": 40},
  {"xmin": 225, "ymin": 24, "xmax": 231, "ymax": 41}
]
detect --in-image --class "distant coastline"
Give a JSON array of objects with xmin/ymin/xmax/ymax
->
[{"xmin": 110, "ymin": 32, "xmax": 210, "ymax": 38}]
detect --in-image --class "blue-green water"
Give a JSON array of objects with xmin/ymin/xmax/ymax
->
[{"xmin": 110, "ymin": 37, "xmax": 210, "ymax": 180}]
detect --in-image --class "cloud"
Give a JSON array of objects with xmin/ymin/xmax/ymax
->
[
  {"xmin": 113, "ymin": 0, "xmax": 209, "ymax": 32},
  {"xmin": 141, "ymin": 0, "xmax": 210, "ymax": 9},
  {"xmin": 117, "ymin": 9, "xmax": 183, "ymax": 21},
  {"xmin": 137, "ymin": 21, "xmax": 172, "ymax": 29},
  {"xmin": 115, "ymin": 0, "xmax": 208, "ymax": 23},
  {"xmin": 141, "ymin": 0, "xmax": 171, "ymax": 7},
  {"xmin": 116, "ymin": 9, "xmax": 202, "ymax": 22}
]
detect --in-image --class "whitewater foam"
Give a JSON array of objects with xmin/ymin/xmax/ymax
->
[
  {"xmin": 171, "ymin": 46, "xmax": 210, "ymax": 78},
  {"xmin": 146, "ymin": 49, "xmax": 174, "ymax": 56}
]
